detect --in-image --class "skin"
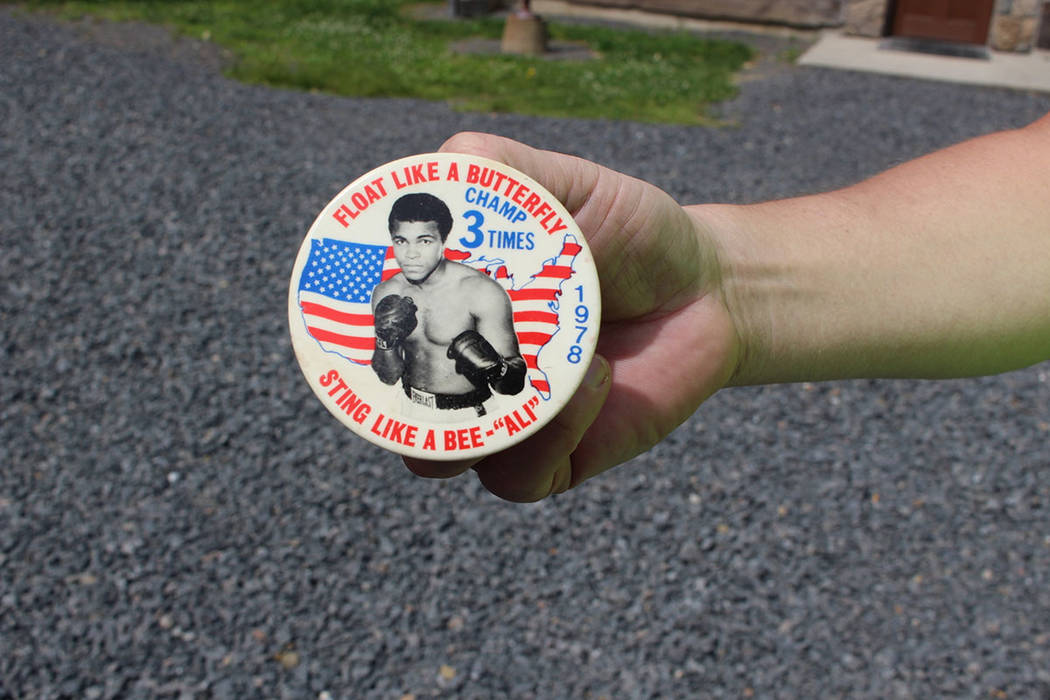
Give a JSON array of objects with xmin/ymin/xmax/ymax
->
[
  {"xmin": 403, "ymin": 112, "xmax": 1050, "ymax": 503},
  {"xmin": 371, "ymin": 219, "xmax": 520, "ymax": 394}
]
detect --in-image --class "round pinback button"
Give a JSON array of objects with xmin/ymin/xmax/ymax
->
[{"xmin": 288, "ymin": 152, "xmax": 600, "ymax": 461}]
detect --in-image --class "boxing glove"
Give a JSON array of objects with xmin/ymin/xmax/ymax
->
[
  {"xmin": 374, "ymin": 295, "xmax": 417, "ymax": 349},
  {"xmin": 447, "ymin": 330, "xmax": 503, "ymax": 382}
]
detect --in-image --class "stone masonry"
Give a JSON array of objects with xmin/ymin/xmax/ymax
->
[
  {"xmin": 990, "ymin": 0, "xmax": 1043, "ymax": 50},
  {"xmin": 562, "ymin": 0, "xmax": 1047, "ymax": 51}
]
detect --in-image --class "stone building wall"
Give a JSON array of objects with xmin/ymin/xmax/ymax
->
[
  {"xmin": 560, "ymin": 0, "xmax": 1047, "ymax": 52},
  {"xmin": 841, "ymin": 0, "xmax": 885, "ymax": 37},
  {"xmin": 557, "ymin": 0, "xmax": 842, "ymax": 28},
  {"xmin": 990, "ymin": 0, "xmax": 1044, "ymax": 50}
]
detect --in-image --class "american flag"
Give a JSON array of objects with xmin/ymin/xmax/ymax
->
[
  {"xmin": 297, "ymin": 239, "xmax": 398, "ymax": 365},
  {"xmin": 296, "ymin": 235, "xmax": 583, "ymax": 399}
]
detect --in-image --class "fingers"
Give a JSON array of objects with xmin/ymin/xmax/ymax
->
[
  {"xmin": 402, "ymin": 454, "xmax": 478, "ymax": 480},
  {"xmin": 472, "ymin": 354, "xmax": 611, "ymax": 502},
  {"xmin": 401, "ymin": 354, "xmax": 612, "ymax": 502}
]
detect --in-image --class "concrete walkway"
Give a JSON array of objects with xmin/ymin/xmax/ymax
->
[{"xmin": 800, "ymin": 30, "xmax": 1050, "ymax": 93}]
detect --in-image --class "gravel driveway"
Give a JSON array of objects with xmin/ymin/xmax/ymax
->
[{"xmin": 3, "ymin": 7, "xmax": 1050, "ymax": 698}]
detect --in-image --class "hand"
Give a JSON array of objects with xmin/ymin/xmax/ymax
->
[
  {"xmin": 405, "ymin": 133, "xmax": 742, "ymax": 501},
  {"xmin": 374, "ymin": 294, "xmax": 417, "ymax": 348}
]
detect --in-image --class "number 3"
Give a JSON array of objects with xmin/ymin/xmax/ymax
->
[{"xmin": 459, "ymin": 210, "xmax": 485, "ymax": 249}]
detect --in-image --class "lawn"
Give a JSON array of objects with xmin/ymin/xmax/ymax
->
[{"xmin": 21, "ymin": 0, "xmax": 754, "ymax": 124}]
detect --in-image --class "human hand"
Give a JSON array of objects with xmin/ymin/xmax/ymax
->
[{"xmin": 405, "ymin": 133, "xmax": 741, "ymax": 500}]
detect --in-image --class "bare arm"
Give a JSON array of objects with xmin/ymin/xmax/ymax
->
[
  {"xmin": 371, "ymin": 339, "xmax": 405, "ymax": 385},
  {"xmin": 404, "ymin": 113, "xmax": 1050, "ymax": 501},
  {"xmin": 707, "ymin": 112, "xmax": 1050, "ymax": 385},
  {"xmin": 470, "ymin": 278, "xmax": 527, "ymax": 394},
  {"xmin": 370, "ymin": 285, "xmax": 408, "ymax": 385}
]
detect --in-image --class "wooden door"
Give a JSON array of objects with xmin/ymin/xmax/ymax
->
[{"xmin": 891, "ymin": 0, "xmax": 995, "ymax": 44}]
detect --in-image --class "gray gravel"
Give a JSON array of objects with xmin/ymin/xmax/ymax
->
[{"xmin": 3, "ymin": 6, "xmax": 1050, "ymax": 698}]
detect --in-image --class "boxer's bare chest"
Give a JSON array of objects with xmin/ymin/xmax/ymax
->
[
  {"xmin": 397, "ymin": 275, "xmax": 476, "ymax": 350},
  {"xmin": 412, "ymin": 294, "xmax": 474, "ymax": 348},
  {"xmin": 396, "ymin": 276, "xmax": 477, "ymax": 392}
]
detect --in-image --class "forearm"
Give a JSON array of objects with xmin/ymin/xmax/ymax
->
[
  {"xmin": 371, "ymin": 346, "xmax": 405, "ymax": 385},
  {"xmin": 698, "ymin": 114, "xmax": 1050, "ymax": 385}
]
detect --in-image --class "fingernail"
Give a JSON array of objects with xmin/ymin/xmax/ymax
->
[{"xmin": 584, "ymin": 354, "xmax": 610, "ymax": 390}]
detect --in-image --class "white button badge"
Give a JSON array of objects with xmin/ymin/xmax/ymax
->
[{"xmin": 288, "ymin": 153, "xmax": 600, "ymax": 460}]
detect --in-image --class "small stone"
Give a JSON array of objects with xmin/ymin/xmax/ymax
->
[
  {"xmin": 276, "ymin": 649, "xmax": 300, "ymax": 670},
  {"xmin": 66, "ymin": 571, "xmax": 98, "ymax": 585}
]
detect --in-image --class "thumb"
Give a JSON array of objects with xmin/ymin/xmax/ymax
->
[{"xmin": 439, "ymin": 132, "xmax": 600, "ymax": 216}]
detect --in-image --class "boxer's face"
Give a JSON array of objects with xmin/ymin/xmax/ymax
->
[{"xmin": 391, "ymin": 220, "xmax": 444, "ymax": 283}]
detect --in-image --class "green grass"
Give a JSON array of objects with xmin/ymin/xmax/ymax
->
[{"xmin": 21, "ymin": 0, "xmax": 753, "ymax": 124}]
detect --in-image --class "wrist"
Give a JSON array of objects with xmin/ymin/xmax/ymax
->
[
  {"xmin": 688, "ymin": 198, "xmax": 857, "ymax": 387},
  {"xmin": 685, "ymin": 203, "xmax": 764, "ymax": 387},
  {"xmin": 691, "ymin": 191, "xmax": 973, "ymax": 386}
]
